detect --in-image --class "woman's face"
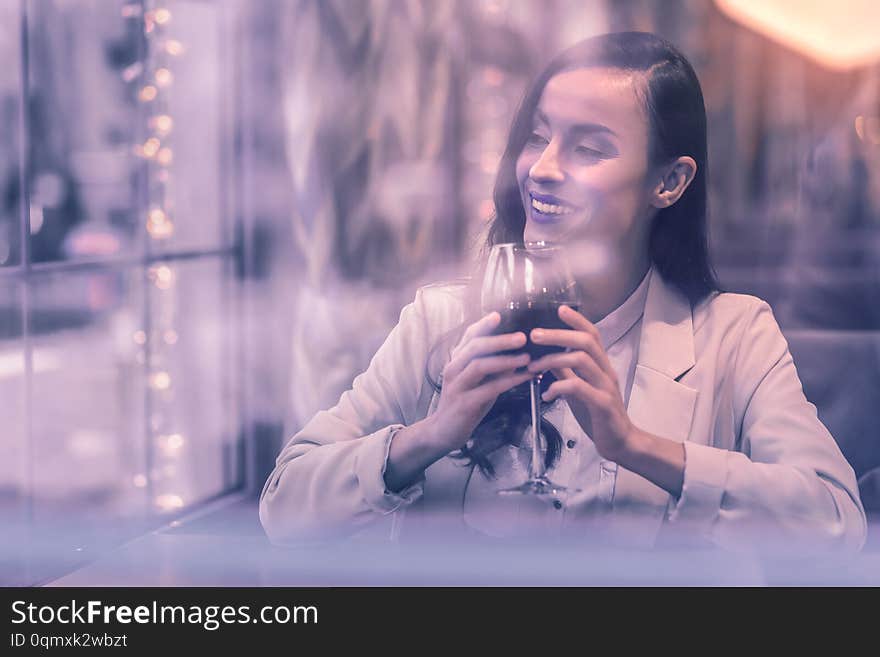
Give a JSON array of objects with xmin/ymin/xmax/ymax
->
[{"xmin": 516, "ymin": 67, "xmax": 658, "ymax": 267}]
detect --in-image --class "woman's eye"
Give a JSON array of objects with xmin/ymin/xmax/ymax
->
[
  {"xmin": 526, "ymin": 132, "xmax": 549, "ymax": 146},
  {"xmin": 575, "ymin": 145, "xmax": 604, "ymax": 159}
]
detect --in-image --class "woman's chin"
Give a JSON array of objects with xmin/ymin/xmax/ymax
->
[{"xmin": 524, "ymin": 216, "xmax": 568, "ymax": 245}]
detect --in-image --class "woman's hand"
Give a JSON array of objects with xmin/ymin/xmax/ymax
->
[
  {"xmin": 527, "ymin": 304, "xmax": 635, "ymax": 462},
  {"xmin": 385, "ymin": 312, "xmax": 532, "ymax": 493},
  {"xmin": 429, "ymin": 311, "xmax": 534, "ymax": 452}
]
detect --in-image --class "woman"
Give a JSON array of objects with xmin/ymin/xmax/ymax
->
[{"xmin": 260, "ymin": 32, "xmax": 866, "ymax": 553}]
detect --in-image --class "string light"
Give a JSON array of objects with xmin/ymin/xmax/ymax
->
[
  {"xmin": 146, "ymin": 207, "xmax": 174, "ymax": 238},
  {"xmin": 126, "ymin": 4, "xmax": 186, "ymax": 510},
  {"xmin": 154, "ymin": 494, "xmax": 184, "ymax": 511},
  {"xmin": 149, "ymin": 371, "xmax": 172, "ymax": 391},
  {"xmin": 156, "ymin": 147, "xmax": 173, "ymax": 167},
  {"xmin": 150, "ymin": 264, "xmax": 175, "ymax": 290},
  {"xmin": 158, "ymin": 433, "xmax": 184, "ymax": 452},
  {"xmin": 154, "ymin": 67, "xmax": 173, "ymax": 87},
  {"xmin": 138, "ymin": 85, "xmax": 157, "ymax": 102},
  {"xmin": 142, "ymin": 137, "xmax": 161, "ymax": 158},
  {"xmin": 164, "ymin": 39, "xmax": 184, "ymax": 56},
  {"xmin": 150, "ymin": 114, "xmax": 173, "ymax": 135}
]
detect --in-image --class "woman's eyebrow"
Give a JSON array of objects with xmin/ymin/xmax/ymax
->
[
  {"xmin": 534, "ymin": 109, "xmax": 617, "ymax": 138},
  {"xmin": 570, "ymin": 123, "xmax": 618, "ymax": 139}
]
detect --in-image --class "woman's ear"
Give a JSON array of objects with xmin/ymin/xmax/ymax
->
[{"xmin": 650, "ymin": 156, "xmax": 697, "ymax": 208}]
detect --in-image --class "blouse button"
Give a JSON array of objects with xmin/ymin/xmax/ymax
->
[
  {"xmin": 553, "ymin": 500, "xmax": 563, "ymax": 510},
  {"xmin": 566, "ymin": 439, "xmax": 576, "ymax": 449}
]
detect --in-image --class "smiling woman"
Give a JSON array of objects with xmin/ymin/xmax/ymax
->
[{"xmin": 260, "ymin": 32, "xmax": 867, "ymax": 554}]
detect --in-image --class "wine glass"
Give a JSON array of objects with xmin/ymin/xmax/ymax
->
[{"xmin": 480, "ymin": 241, "xmax": 581, "ymax": 497}]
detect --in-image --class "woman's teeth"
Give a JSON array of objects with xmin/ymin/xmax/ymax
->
[{"xmin": 531, "ymin": 198, "xmax": 573, "ymax": 215}]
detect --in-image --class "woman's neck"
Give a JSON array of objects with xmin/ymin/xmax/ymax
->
[{"xmin": 575, "ymin": 255, "xmax": 651, "ymax": 324}]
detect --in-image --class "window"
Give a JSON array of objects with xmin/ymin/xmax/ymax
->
[{"xmin": 0, "ymin": 0, "xmax": 244, "ymax": 585}]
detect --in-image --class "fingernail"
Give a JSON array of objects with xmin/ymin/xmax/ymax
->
[
  {"xmin": 531, "ymin": 329, "xmax": 544, "ymax": 340},
  {"xmin": 541, "ymin": 392, "xmax": 550, "ymax": 401}
]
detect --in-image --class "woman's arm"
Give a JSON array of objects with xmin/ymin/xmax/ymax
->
[
  {"xmin": 260, "ymin": 286, "xmax": 532, "ymax": 544},
  {"xmin": 532, "ymin": 300, "xmax": 866, "ymax": 554},
  {"xmin": 664, "ymin": 300, "xmax": 867, "ymax": 554},
  {"xmin": 259, "ymin": 288, "xmax": 437, "ymax": 544}
]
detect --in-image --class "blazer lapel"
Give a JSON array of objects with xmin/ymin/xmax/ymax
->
[{"xmin": 608, "ymin": 271, "xmax": 698, "ymax": 547}]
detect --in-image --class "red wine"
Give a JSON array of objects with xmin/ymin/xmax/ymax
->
[{"xmin": 494, "ymin": 301, "xmax": 578, "ymax": 359}]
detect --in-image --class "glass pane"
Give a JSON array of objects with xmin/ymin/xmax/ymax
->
[
  {"xmin": 147, "ymin": 0, "xmax": 231, "ymax": 254},
  {"xmin": 25, "ymin": 0, "xmax": 229, "ymax": 265},
  {"xmin": 0, "ymin": 2, "xmax": 22, "ymax": 267},
  {"xmin": 0, "ymin": 281, "xmax": 26, "ymax": 584},
  {"xmin": 26, "ymin": 0, "xmax": 144, "ymax": 264},
  {"xmin": 145, "ymin": 257, "xmax": 241, "ymax": 512},
  {"xmin": 23, "ymin": 257, "xmax": 238, "ymax": 584},
  {"xmin": 28, "ymin": 267, "xmax": 148, "ymax": 582}
]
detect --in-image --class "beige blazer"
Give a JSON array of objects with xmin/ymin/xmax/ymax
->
[{"xmin": 260, "ymin": 272, "xmax": 866, "ymax": 553}]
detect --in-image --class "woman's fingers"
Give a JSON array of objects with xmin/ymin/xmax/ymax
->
[
  {"xmin": 472, "ymin": 369, "xmax": 534, "ymax": 406},
  {"xmin": 461, "ymin": 311, "xmax": 501, "ymax": 343},
  {"xmin": 527, "ymin": 350, "xmax": 609, "ymax": 389},
  {"xmin": 455, "ymin": 352, "xmax": 530, "ymax": 390},
  {"xmin": 541, "ymin": 376, "xmax": 609, "ymax": 406},
  {"xmin": 529, "ymin": 325, "xmax": 614, "ymax": 379},
  {"xmin": 557, "ymin": 304, "xmax": 601, "ymax": 340},
  {"xmin": 454, "ymin": 331, "xmax": 526, "ymax": 364},
  {"xmin": 446, "ymin": 313, "xmax": 525, "ymax": 382},
  {"xmin": 550, "ymin": 366, "xmax": 576, "ymax": 381}
]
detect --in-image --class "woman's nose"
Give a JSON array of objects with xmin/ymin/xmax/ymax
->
[{"xmin": 529, "ymin": 141, "xmax": 564, "ymax": 183}]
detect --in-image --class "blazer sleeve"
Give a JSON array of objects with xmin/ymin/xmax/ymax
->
[
  {"xmin": 668, "ymin": 299, "xmax": 868, "ymax": 554},
  {"xmin": 259, "ymin": 287, "xmax": 437, "ymax": 544}
]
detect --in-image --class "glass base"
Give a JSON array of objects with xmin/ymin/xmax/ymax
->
[{"xmin": 497, "ymin": 476, "xmax": 579, "ymax": 498}]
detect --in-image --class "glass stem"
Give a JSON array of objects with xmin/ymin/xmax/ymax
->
[{"xmin": 528, "ymin": 373, "xmax": 544, "ymax": 480}]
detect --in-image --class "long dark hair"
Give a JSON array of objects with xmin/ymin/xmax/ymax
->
[{"xmin": 435, "ymin": 32, "xmax": 719, "ymax": 476}]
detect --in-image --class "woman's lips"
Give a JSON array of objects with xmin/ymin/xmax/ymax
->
[
  {"xmin": 529, "ymin": 206, "xmax": 562, "ymax": 224},
  {"xmin": 528, "ymin": 192, "xmax": 576, "ymax": 224}
]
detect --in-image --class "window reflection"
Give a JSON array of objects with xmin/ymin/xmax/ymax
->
[
  {"xmin": 0, "ymin": 281, "xmax": 25, "ymax": 584},
  {"xmin": 29, "ymin": 268, "xmax": 148, "ymax": 537},
  {"xmin": 25, "ymin": 0, "xmax": 138, "ymax": 263},
  {"xmin": 0, "ymin": 2, "xmax": 21, "ymax": 267},
  {"xmin": 0, "ymin": 1, "xmax": 241, "ymax": 585},
  {"xmin": 16, "ymin": 256, "xmax": 239, "ymax": 582},
  {"xmin": 143, "ymin": 258, "xmax": 241, "ymax": 511},
  {"xmin": 24, "ymin": 0, "xmax": 228, "ymax": 264}
]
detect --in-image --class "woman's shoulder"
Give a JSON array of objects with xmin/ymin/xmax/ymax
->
[
  {"xmin": 406, "ymin": 280, "xmax": 475, "ymax": 374},
  {"xmin": 412, "ymin": 279, "xmax": 473, "ymax": 320},
  {"xmin": 416, "ymin": 278, "xmax": 471, "ymax": 299},
  {"xmin": 693, "ymin": 289, "xmax": 780, "ymax": 338},
  {"xmin": 700, "ymin": 289, "xmax": 769, "ymax": 313}
]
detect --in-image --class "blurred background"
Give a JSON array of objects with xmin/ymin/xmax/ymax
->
[{"xmin": 1, "ymin": 0, "xmax": 879, "ymax": 585}]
